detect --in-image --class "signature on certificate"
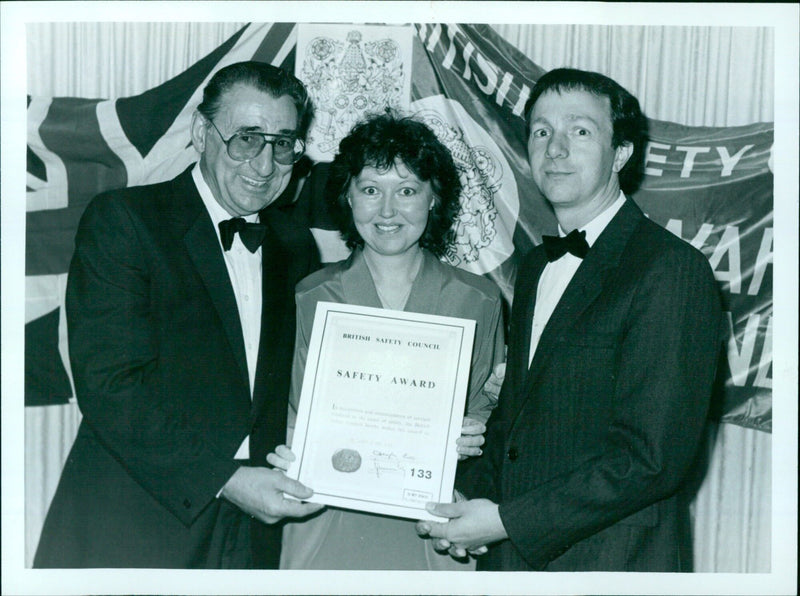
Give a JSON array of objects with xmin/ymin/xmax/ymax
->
[{"xmin": 370, "ymin": 450, "xmax": 415, "ymax": 479}]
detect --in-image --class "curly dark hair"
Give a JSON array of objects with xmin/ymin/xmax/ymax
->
[
  {"xmin": 325, "ymin": 112, "xmax": 462, "ymax": 257},
  {"xmin": 524, "ymin": 68, "xmax": 649, "ymax": 194}
]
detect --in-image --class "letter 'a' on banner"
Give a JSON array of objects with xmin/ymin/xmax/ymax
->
[{"xmin": 26, "ymin": 22, "xmax": 773, "ymax": 432}]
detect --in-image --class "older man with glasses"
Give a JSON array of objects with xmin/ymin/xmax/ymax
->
[{"xmin": 34, "ymin": 62, "xmax": 323, "ymax": 570}]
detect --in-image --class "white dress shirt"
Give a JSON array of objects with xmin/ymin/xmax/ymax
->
[
  {"xmin": 193, "ymin": 164, "xmax": 261, "ymax": 459},
  {"xmin": 529, "ymin": 193, "xmax": 627, "ymax": 366}
]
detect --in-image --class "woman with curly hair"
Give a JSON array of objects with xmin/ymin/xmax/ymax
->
[{"xmin": 272, "ymin": 112, "xmax": 505, "ymax": 570}]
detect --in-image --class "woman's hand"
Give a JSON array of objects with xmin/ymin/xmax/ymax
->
[
  {"xmin": 266, "ymin": 444, "xmax": 296, "ymax": 472},
  {"xmin": 456, "ymin": 417, "xmax": 486, "ymax": 460}
]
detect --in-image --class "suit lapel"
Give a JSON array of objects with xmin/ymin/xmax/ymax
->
[
  {"xmin": 514, "ymin": 249, "xmax": 548, "ymax": 387},
  {"xmin": 403, "ymin": 251, "xmax": 444, "ymax": 314},
  {"xmin": 523, "ymin": 200, "xmax": 645, "ymax": 398},
  {"xmin": 340, "ymin": 249, "xmax": 383, "ymax": 308},
  {"xmin": 339, "ymin": 248, "xmax": 446, "ymax": 314},
  {"xmin": 250, "ymin": 211, "xmax": 292, "ymax": 422},
  {"xmin": 180, "ymin": 172, "xmax": 250, "ymax": 392}
]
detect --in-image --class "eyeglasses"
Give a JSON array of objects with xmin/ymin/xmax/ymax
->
[{"xmin": 205, "ymin": 118, "xmax": 305, "ymax": 165}]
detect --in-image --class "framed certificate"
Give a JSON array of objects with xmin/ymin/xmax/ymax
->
[{"xmin": 287, "ymin": 302, "xmax": 475, "ymax": 521}]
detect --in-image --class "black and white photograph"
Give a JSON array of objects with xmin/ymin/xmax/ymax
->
[{"xmin": 2, "ymin": 2, "xmax": 797, "ymax": 595}]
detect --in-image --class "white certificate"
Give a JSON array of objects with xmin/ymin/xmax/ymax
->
[{"xmin": 287, "ymin": 301, "xmax": 475, "ymax": 521}]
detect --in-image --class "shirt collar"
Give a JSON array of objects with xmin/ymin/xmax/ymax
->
[
  {"xmin": 559, "ymin": 191, "xmax": 626, "ymax": 247},
  {"xmin": 192, "ymin": 162, "xmax": 259, "ymax": 228}
]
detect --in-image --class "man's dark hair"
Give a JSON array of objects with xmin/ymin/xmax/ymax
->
[
  {"xmin": 524, "ymin": 67, "xmax": 649, "ymax": 193},
  {"xmin": 325, "ymin": 111, "xmax": 461, "ymax": 258},
  {"xmin": 197, "ymin": 61, "xmax": 314, "ymax": 138}
]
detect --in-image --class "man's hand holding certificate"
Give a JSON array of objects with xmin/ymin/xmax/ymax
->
[{"xmin": 285, "ymin": 302, "xmax": 476, "ymax": 521}]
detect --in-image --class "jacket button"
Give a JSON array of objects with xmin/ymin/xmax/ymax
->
[
  {"xmin": 507, "ymin": 447, "xmax": 518, "ymax": 460},
  {"xmin": 183, "ymin": 498, "xmax": 192, "ymax": 509}
]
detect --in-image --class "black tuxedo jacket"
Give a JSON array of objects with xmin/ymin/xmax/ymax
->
[
  {"xmin": 459, "ymin": 199, "xmax": 723, "ymax": 571},
  {"xmin": 34, "ymin": 167, "xmax": 319, "ymax": 568}
]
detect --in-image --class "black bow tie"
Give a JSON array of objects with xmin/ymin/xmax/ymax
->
[
  {"xmin": 542, "ymin": 229, "xmax": 590, "ymax": 261},
  {"xmin": 218, "ymin": 217, "xmax": 267, "ymax": 253}
]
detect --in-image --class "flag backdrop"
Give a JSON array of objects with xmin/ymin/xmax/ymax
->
[{"xmin": 25, "ymin": 23, "xmax": 773, "ymax": 432}]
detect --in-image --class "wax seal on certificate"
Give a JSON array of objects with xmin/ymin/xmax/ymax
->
[{"xmin": 331, "ymin": 448, "xmax": 362, "ymax": 473}]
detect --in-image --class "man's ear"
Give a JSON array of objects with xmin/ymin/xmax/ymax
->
[
  {"xmin": 613, "ymin": 141, "xmax": 634, "ymax": 173},
  {"xmin": 190, "ymin": 111, "xmax": 207, "ymax": 154}
]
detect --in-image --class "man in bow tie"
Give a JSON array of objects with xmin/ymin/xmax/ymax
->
[
  {"xmin": 34, "ymin": 62, "xmax": 323, "ymax": 569},
  {"xmin": 417, "ymin": 68, "xmax": 723, "ymax": 572}
]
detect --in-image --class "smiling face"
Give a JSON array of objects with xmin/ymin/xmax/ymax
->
[
  {"xmin": 527, "ymin": 88, "xmax": 632, "ymax": 226},
  {"xmin": 191, "ymin": 83, "xmax": 298, "ymax": 216},
  {"xmin": 348, "ymin": 160, "xmax": 435, "ymax": 259}
]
